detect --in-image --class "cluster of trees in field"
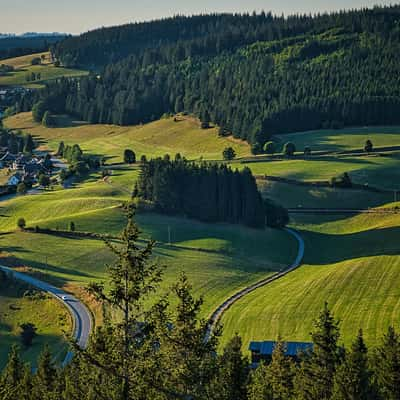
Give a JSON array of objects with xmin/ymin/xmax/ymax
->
[
  {"xmin": 0, "ymin": 128, "xmax": 35, "ymax": 154},
  {"xmin": 56, "ymin": 141, "xmax": 100, "ymax": 179},
  {"xmin": 18, "ymin": 6, "xmax": 400, "ymax": 151},
  {"xmin": 134, "ymin": 156, "xmax": 288, "ymax": 228},
  {"xmin": 1, "ymin": 214, "xmax": 400, "ymax": 400}
]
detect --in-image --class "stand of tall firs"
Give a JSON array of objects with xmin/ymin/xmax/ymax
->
[
  {"xmin": 0, "ymin": 210, "xmax": 399, "ymax": 400},
  {"xmin": 134, "ymin": 156, "xmax": 288, "ymax": 228}
]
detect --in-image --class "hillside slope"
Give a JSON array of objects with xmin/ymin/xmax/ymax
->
[
  {"xmin": 220, "ymin": 206, "xmax": 400, "ymax": 349},
  {"xmin": 23, "ymin": 6, "xmax": 400, "ymax": 148}
]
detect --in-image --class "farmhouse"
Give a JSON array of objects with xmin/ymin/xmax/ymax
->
[{"xmin": 249, "ymin": 340, "xmax": 314, "ymax": 365}]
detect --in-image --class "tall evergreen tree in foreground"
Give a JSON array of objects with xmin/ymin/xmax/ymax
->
[
  {"xmin": 83, "ymin": 206, "xmax": 164, "ymax": 399},
  {"xmin": 332, "ymin": 329, "xmax": 372, "ymax": 400},
  {"xmin": 294, "ymin": 303, "xmax": 341, "ymax": 400},
  {"xmin": 267, "ymin": 339, "xmax": 295, "ymax": 400},
  {"xmin": 373, "ymin": 326, "xmax": 400, "ymax": 400}
]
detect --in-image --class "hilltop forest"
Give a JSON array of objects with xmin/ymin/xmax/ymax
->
[{"xmin": 18, "ymin": 6, "xmax": 400, "ymax": 150}]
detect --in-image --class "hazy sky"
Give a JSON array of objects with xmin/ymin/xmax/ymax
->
[{"xmin": 0, "ymin": 0, "xmax": 394, "ymax": 35}]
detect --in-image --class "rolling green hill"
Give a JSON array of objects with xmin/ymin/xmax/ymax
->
[
  {"xmin": 220, "ymin": 206, "xmax": 400, "ymax": 349},
  {"xmin": 0, "ymin": 174, "xmax": 296, "ymax": 318},
  {"xmin": 4, "ymin": 112, "xmax": 250, "ymax": 161}
]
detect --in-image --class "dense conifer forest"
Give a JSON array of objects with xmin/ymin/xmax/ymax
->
[
  {"xmin": 19, "ymin": 6, "xmax": 400, "ymax": 150},
  {"xmin": 135, "ymin": 157, "xmax": 288, "ymax": 228}
]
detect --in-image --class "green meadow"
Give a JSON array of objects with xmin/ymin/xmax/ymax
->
[
  {"xmin": 0, "ymin": 52, "xmax": 88, "ymax": 88},
  {"xmin": 274, "ymin": 126, "xmax": 400, "ymax": 153},
  {"xmin": 220, "ymin": 206, "xmax": 400, "ymax": 350},
  {"xmin": 0, "ymin": 281, "xmax": 71, "ymax": 369},
  {"xmin": 4, "ymin": 113, "xmax": 251, "ymax": 161}
]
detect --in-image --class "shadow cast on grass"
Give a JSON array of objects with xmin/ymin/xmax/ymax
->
[{"xmin": 300, "ymin": 226, "xmax": 400, "ymax": 265}]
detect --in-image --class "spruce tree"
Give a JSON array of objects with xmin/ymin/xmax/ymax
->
[
  {"xmin": 32, "ymin": 344, "xmax": 58, "ymax": 400},
  {"xmin": 247, "ymin": 363, "xmax": 273, "ymax": 400},
  {"xmin": 84, "ymin": 207, "xmax": 165, "ymax": 400},
  {"xmin": 23, "ymin": 134, "xmax": 35, "ymax": 154},
  {"xmin": 56, "ymin": 141, "xmax": 65, "ymax": 157},
  {"xmin": 32, "ymin": 101, "xmax": 47, "ymax": 123},
  {"xmin": 42, "ymin": 111, "xmax": 53, "ymax": 127},
  {"xmin": 294, "ymin": 303, "xmax": 341, "ymax": 400},
  {"xmin": 373, "ymin": 326, "xmax": 400, "ymax": 400},
  {"xmin": 0, "ymin": 345, "xmax": 24, "ymax": 400},
  {"xmin": 214, "ymin": 334, "xmax": 249, "ymax": 400},
  {"xmin": 332, "ymin": 329, "xmax": 372, "ymax": 400},
  {"xmin": 267, "ymin": 339, "xmax": 295, "ymax": 400}
]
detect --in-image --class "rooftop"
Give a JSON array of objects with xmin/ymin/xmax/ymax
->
[{"xmin": 249, "ymin": 341, "xmax": 314, "ymax": 356}]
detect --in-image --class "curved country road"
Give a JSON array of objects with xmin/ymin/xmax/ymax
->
[
  {"xmin": 0, "ymin": 265, "xmax": 92, "ymax": 366},
  {"xmin": 205, "ymin": 228, "xmax": 304, "ymax": 341}
]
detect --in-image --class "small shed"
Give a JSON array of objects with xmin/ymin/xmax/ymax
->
[{"xmin": 249, "ymin": 340, "xmax": 313, "ymax": 364}]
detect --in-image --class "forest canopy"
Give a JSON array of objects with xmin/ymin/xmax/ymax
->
[{"xmin": 18, "ymin": 6, "xmax": 400, "ymax": 150}]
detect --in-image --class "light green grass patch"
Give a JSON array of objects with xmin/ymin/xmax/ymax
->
[
  {"xmin": 0, "ymin": 282, "xmax": 71, "ymax": 369},
  {"xmin": 4, "ymin": 113, "xmax": 251, "ymax": 161}
]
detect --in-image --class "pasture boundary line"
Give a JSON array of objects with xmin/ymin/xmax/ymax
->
[{"xmin": 205, "ymin": 228, "xmax": 304, "ymax": 341}]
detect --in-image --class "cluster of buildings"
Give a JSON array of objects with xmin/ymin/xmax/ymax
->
[{"xmin": 0, "ymin": 152, "xmax": 50, "ymax": 186}]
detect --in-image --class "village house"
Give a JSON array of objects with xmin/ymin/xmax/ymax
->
[{"xmin": 249, "ymin": 340, "xmax": 314, "ymax": 365}]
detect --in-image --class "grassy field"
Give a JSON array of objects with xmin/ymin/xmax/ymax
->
[
  {"xmin": 231, "ymin": 154, "xmax": 400, "ymax": 190},
  {"xmin": 0, "ymin": 52, "xmax": 88, "ymax": 88},
  {"xmin": 4, "ymin": 113, "xmax": 251, "ymax": 161},
  {"xmin": 258, "ymin": 180, "xmax": 394, "ymax": 210},
  {"xmin": 0, "ymin": 280, "xmax": 71, "ymax": 369},
  {"xmin": 274, "ymin": 126, "xmax": 400, "ymax": 153},
  {"xmin": 220, "ymin": 205, "xmax": 400, "ymax": 350},
  {"xmin": 0, "ymin": 173, "xmax": 297, "ymax": 318}
]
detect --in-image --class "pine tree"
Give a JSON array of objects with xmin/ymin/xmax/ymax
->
[
  {"xmin": 332, "ymin": 329, "xmax": 372, "ymax": 400},
  {"xmin": 0, "ymin": 345, "xmax": 24, "ymax": 400},
  {"xmin": 32, "ymin": 345, "xmax": 58, "ymax": 400},
  {"xmin": 84, "ymin": 207, "xmax": 165, "ymax": 400},
  {"xmin": 267, "ymin": 339, "xmax": 295, "ymax": 400},
  {"xmin": 373, "ymin": 326, "xmax": 400, "ymax": 400},
  {"xmin": 23, "ymin": 134, "xmax": 35, "ymax": 154},
  {"xmin": 247, "ymin": 363, "xmax": 273, "ymax": 400},
  {"xmin": 214, "ymin": 334, "xmax": 249, "ymax": 400},
  {"xmin": 42, "ymin": 111, "xmax": 53, "ymax": 127},
  {"xmin": 56, "ymin": 141, "xmax": 65, "ymax": 156},
  {"xmin": 157, "ymin": 274, "xmax": 220, "ymax": 400},
  {"xmin": 294, "ymin": 303, "xmax": 341, "ymax": 400},
  {"xmin": 32, "ymin": 101, "xmax": 47, "ymax": 123}
]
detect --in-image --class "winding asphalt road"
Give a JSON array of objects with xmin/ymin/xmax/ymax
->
[
  {"xmin": 0, "ymin": 265, "xmax": 91, "ymax": 366},
  {"xmin": 205, "ymin": 228, "xmax": 304, "ymax": 341}
]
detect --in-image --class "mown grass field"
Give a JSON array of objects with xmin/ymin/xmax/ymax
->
[
  {"xmin": 4, "ymin": 113, "xmax": 251, "ymax": 161},
  {"xmin": 274, "ymin": 126, "xmax": 400, "ymax": 153},
  {"xmin": 258, "ymin": 180, "xmax": 394, "ymax": 210},
  {"xmin": 0, "ymin": 52, "xmax": 88, "ymax": 88},
  {"xmin": 220, "ymin": 205, "xmax": 400, "ymax": 350},
  {"xmin": 231, "ymin": 154, "xmax": 400, "ymax": 190},
  {"xmin": 0, "ymin": 280, "xmax": 71, "ymax": 369}
]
